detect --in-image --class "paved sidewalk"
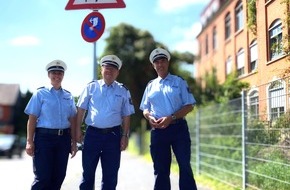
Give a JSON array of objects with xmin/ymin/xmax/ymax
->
[
  {"xmin": 62, "ymin": 151, "xmax": 212, "ymax": 190},
  {"xmin": 0, "ymin": 150, "xmax": 211, "ymax": 190}
]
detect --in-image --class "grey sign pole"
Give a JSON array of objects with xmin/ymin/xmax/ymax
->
[{"xmin": 93, "ymin": 41, "xmax": 97, "ymax": 80}]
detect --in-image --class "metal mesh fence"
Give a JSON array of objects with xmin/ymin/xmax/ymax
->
[{"xmin": 188, "ymin": 77, "xmax": 290, "ymax": 190}]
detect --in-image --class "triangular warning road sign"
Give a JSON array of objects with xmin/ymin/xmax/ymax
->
[{"xmin": 65, "ymin": 0, "xmax": 126, "ymax": 10}]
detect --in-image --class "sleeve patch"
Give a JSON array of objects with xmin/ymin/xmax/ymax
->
[{"xmin": 129, "ymin": 98, "xmax": 133, "ymax": 105}]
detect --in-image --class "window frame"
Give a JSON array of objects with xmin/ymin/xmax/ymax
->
[
  {"xmin": 268, "ymin": 79, "xmax": 286, "ymax": 121},
  {"xmin": 269, "ymin": 19, "xmax": 283, "ymax": 60},
  {"xmin": 235, "ymin": 0, "xmax": 243, "ymax": 32},
  {"xmin": 225, "ymin": 12, "xmax": 231, "ymax": 40},
  {"xmin": 226, "ymin": 56, "xmax": 232, "ymax": 75},
  {"xmin": 248, "ymin": 89, "xmax": 259, "ymax": 120},
  {"xmin": 249, "ymin": 40, "xmax": 258, "ymax": 72},
  {"xmin": 205, "ymin": 34, "xmax": 209, "ymax": 55},
  {"xmin": 212, "ymin": 26, "xmax": 217, "ymax": 50},
  {"xmin": 236, "ymin": 48, "xmax": 245, "ymax": 77}
]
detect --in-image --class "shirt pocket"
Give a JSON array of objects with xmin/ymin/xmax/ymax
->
[
  {"xmin": 62, "ymin": 98, "xmax": 74, "ymax": 117},
  {"xmin": 111, "ymin": 95, "xmax": 123, "ymax": 112},
  {"xmin": 167, "ymin": 85, "xmax": 182, "ymax": 107}
]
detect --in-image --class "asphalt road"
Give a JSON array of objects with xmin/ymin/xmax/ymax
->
[{"xmin": 0, "ymin": 150, "xmax": 211, "ymax": 190}]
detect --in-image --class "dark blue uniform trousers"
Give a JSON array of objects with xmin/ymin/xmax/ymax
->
[
  {"xmin": 80, "ymin": 126, "xmax": 121, "ymax": 190},
  {"xmin": 31, "ymin": 132, "xmax": 71, "ymax": 190},
  {"xmin": 150, "ymin": 120, "xmax": 197, "ymax": 190}
]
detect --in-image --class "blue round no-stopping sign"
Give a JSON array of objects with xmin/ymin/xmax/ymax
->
[{"xmin": 81, "ymin": 12, "xmax": 105, "ymax": 43}]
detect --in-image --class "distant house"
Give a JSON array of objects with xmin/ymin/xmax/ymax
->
[{"xmin": 0, "ymin": 84, "xmax": 21, "ymax": 134}]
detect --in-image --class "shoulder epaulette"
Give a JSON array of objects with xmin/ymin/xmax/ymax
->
[
  {"xmin": 87, "ymin": 80, "xmax": 97, "ymax": 84},
  {"xmin": 177, "ymin": 75, "xmax": 185, "ymax": 80},
  {"xmin": 37, "ymin": 86, "xmax": 45, "ymax": 90},
  {"xmin": 146, "ymin": 80, "xmax": 154, "ymax": 86},
  {"xmin": 121, "ymin": 84, "xmax": 129, "ymax": 91},
  {"xmin": 63, "ymin": 89, "xmax": 71, "ymax": 94}
]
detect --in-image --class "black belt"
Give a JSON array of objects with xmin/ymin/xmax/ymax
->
[
  {"xmin": 88, "ymin": 125, "xmax": 120, "ymax": 134},
  {"xmin": 36, "ymin": 128, "xmax": 70, "ymax": 136},
  {"xmin": 170, "ymin": 118, "xmax": 185, "ymax": 125}
]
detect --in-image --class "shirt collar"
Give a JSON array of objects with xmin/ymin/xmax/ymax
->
[
  {"xmin": 100, "ymin": 79, "xmax": 115, "ymax": 88},
  {"xmin": 157, "ymin": 73, "xmax": 172, "ymax": 83},
  {"xmin": 48, "ymin": 85, "xmax": 63, "ymax": 92}
]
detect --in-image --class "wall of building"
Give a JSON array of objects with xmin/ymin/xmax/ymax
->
[{"xmin": 196, "ymin": 0, "xmax": 289, "ymax": 88}]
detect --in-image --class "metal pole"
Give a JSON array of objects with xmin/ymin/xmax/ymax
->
[
  {"xmin": 92, "ymin": 10, "xmax": 98, "ymax": 190},
  {"xmin": 241, "ymin": 90, "xmax": 247, "ymax": 190},
  {"xmin": 93, "ymin": 41, "xmax": 97, "ymax": 80},
  {"xmin": 92, "ymin": 39, "xmax": 97, "ymax": 190},
  {"xmin": 196, "ymin": 109, "xmax": 200, "ymax": 175}
]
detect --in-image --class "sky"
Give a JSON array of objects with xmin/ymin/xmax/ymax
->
[{"xmin": 0, "ymin": 0, "xmax": 210, "ymax": 96}]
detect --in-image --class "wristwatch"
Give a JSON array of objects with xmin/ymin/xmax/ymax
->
[
  {"xmin": 122, "ymin": 133, "xmax": 129, "ymax": 138},
  {"xmin": 171, "ymin": 114, "xmax": 177, "ymax": 120}
]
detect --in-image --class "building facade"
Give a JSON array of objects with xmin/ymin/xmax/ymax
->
[
  {"xmin": 196, "ymin": 0, "xmax": 289, "ymax": 121},
  {"xmin": 0, "ymin": 84, "xmax": 21, "ymax": 134}
]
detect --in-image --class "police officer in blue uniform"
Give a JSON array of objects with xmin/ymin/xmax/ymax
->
[
  {"xmin": 140, "ymin": 48, "xmax": 198, "ymax": 190},
  {"xmin": 76, "ymin": 55, "xmax": 135, "ymax": 190},
  {"xmin": 24, "ymin": 60, "xmax": 77, "ymax": 190}
]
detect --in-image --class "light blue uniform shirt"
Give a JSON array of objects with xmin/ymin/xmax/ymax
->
[
  {"xmin": 24, "ymin": 86, "xmax": 77, "ymax": 129},
  {"xmin": 140, "ymin": 74, "xmax": 196, "ymax": 119},
  {"xmin": 77, "ymin": 79, "xmax": 135, "ymax": 128}
]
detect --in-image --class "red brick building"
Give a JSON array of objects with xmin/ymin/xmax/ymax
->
[
  {"xmin": 0, "ymin": 84, "xmax": 21, "ymax": 134},
  {"xmin": 195, "ymin": 0, "xmax": 289, "ymax": 120}
]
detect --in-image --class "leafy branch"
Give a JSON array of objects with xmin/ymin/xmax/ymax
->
[{"xmin": 247, "ymin": 0, "xmax": 257, "ymax": 35}]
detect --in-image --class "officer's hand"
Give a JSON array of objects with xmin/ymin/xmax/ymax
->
[
  {"xmin": 26, "ymin": 141, "xmax": 35, "ymax": 157},
  {"xmin": 70, "ymin": 142, "xmax": 77, "ymax": 158},
  {"xmin": 155, "ymin": 116, "xmax": 171, "ymax": 129},
  {"xmin": 148, "ymin": 116, "xmax": 159, "ymax": 128},
  {"xmin": 120, "ymin": 136, "xmax": 128, "ymax": 151}
]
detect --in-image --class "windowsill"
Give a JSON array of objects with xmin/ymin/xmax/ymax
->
[
  {"xmin": 225, "ymin": 37, "xmax": 231, "ymax": 44},
  {"xmin": 267, "ymin": 54, "xmax": 287, "ymax": 65},
  {"xmin": 265, "ymin": 0, "xmax": 275, "ymax": 6},
  {"xmin": 237, "ymin": 71, "xmax": 258, "ymax": 79},
  {"xmin": 234, "ymin": 28, "xmax": 244, "ymax": 36}
]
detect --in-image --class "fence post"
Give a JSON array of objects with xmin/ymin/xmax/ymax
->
[
  {"xmin": 139, "ymin": 118, "xmax": 147, "ymax": 155},
  {"xmin": 195, "ymin": 108, "xmax": 200, "ymax": 175},
  {"xmin": 241, "ymin": 90, "xmax": 247, "ymax": 190}
]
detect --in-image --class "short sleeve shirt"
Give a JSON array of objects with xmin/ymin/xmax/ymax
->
[
  {"xmin": 24, "ymin": 86, "xmax": 77, "ymax": 129},
  {"xmin": 140, "ymin": 74, "xmax": 196, "ymax": 119},
  {"xmin": 77, "ymin": 79, "xmax": 135, "ymax": 128}
]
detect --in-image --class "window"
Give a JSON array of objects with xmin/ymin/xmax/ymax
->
[
  {"xmin": 249, "ymin": 40, "xmax": 258, "ymax": 72},
  {"xmin": 237, "ymin": 49, "xmax": 245, "ymax": 76},
  {"xmin": 205, "ymin": 34, "xmax": 209, "ymax": 55},
  {"xmin": 226, "ymin": 56, "xmax": 232, "ymax": 75},
  {"xmin": 225, "ymin": 13, "xmax": 231, "ymax": 40},
  {"xmin": 235, "ymin": 0, "xmax": 243, "ymax": 31},
  {"xmin": 200, "ymin": 43, "xmax": 203, "ymax": 57},
  {"xmin": 269, "ymin": 19, "xmax": 283, "ymax": 60},
  {"xmin": 269, "ymin": 80, "xmax": 285, "ymax": 120},
  {"xmin": 249, "ymin": 90, "xmax": 259, "ymax": 120},
  {"xmin": 213, "ymin": 27, "xmax": 217, "ymax": 50},
  {"xmin": 0, "ymin": 107, "xmax": 3, "ymax": 119}
]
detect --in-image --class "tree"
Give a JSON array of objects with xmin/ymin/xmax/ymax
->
[
  {"xmin": 199, "ymin": 68, "xmax": 222, "ymax": 105},
  {"xmin": 199, "ymin": 68, "xmax": 249, "ymax": 105},
  {"xmin": 14, "ymin": 90, "xmax": 32, "ymax": 136}
]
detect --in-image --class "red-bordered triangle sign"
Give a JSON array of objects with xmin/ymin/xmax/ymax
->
[{"xmin": 65, "ymin": 0, "xmax": 126, "ymax": 10}]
